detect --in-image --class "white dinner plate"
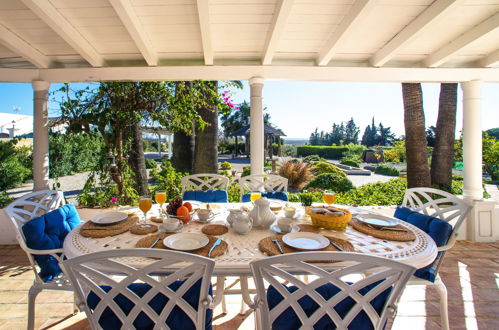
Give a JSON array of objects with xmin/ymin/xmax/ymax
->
[
  {"xmin": 163, "ymin": 233, "xmax": 209, "ymax": 251},
  {"xmin": 357, "ymin": 215, "xmax": 399, "ymax": 227},
  {"xmin": 183, "ymin": 200, "xmax": 202, "ymax": 210},
  {"xmin": 282, "ymin": 232, "xmax": 329, "ymax": 250},
  {"xmin": 89, "ymin": 212, "xmax": 128, "ymax": 225}
]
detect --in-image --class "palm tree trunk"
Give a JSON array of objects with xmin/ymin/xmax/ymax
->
[
  {"xmin": 402, "ymin": 83, "xmax": 431, "ymax": 188},
  {"xmin": 431, "ymin": 83, "xmax": 457, "ymax": 189},
  {"xmin": 194, "ymin": 81, "xmax": 219, "ymax": 173},
  {"xmin": 128, "ymin": 121, "xmax": 149, "ymax": 196}
]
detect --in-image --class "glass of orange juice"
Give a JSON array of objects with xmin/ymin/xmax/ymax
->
[
  {"xmin": 138, "ymin": 195, "xmax": 152, "ymax": 228},
  {"xmin": 250, "ymin": 192, "xmax": 262, "ymax": 202},
  {"xmin": 155, "ymin": 191, "xmax": 166, "ymax": 215},
  {"xmin": 323, "ymin": 191, "xmax": 336, "ymax": 206}
]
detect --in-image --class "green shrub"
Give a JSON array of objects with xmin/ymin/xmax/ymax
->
[
  {"xmin": 145, "ymin": 158, "xmax": 157, "ymax": 169},
  {"xmin": 218, "ymin": 170, "xmax": 229, "ymax": 176},
  {"xmin": 303, "ymin": 155, "xmax": 325, "ymax": 164},
  {"xmin": 0, "ymin": 191, "xmax": 14, "ymax": 208},
  {"xmin": 227, "ymin": 182, "xmax": 241, "ymax": 202},
  {"xmin": 242, "ymin": 167, "xmax": 251, "ymax": 177},
  {"xmin": 220, "ymin": 161, "xmax": 232, "ymax": 170},
  {"xmin": 336, "ymin": 178, "xmax": 407, "ymax": 206},
  {"xmin": 150, "ymin": 160, "xmax": 187, "ymax": 201},
  {"xmin": 305, "ymin": 173, "xmax": 354, "ymax": 192},
  {"xmin": 343, "ymin": 143, "xmax": 365, "ymax": 159},
  {"xmin": 340, "ymin": 158, "xmax": 360, "ymax": 168},
  {"xmin": 0, "ymin": 139, "xmax": 31, "ymax": 190},
  {"xmin": 282, "ymin": 144, "xmax": 297, "ymax": 157},
  {"xmin": 219, "ymin": 142, "xmax": 246, "ymax": 154},
  {"xmin": 310, "ymin": 162, "xmax": 347, "ymax": 177},
  {"xmin": 374, "ymin": 164, "xmax": 400, "ymax": 176},
  {"xmin": 288, "ymin": 190, "xmax": 324, "ymax": 205},
  {"xmin": 296, "ymin": 146, "xmax": 348, "ymax": 159}
]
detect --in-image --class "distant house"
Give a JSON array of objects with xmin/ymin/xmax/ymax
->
[{"xmin": 0, "ymin": 113, "xmax": 33, "ymax": 137}]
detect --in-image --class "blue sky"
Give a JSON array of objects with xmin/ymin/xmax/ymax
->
[{"xmin": 0, "ymin": 81, "xmax": 497, "ymax": 139}]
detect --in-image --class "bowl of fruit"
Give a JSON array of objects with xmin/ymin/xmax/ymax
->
[{"xmin": 166, "ymin": 198, "xmax": 195, "ymax": 224}]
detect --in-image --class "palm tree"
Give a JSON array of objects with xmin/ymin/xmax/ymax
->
[
  {"xmin": 431, "ymin": 83, "xmax": 457, "ymax": 189},
  {"xmin": 402, "ymin": 83, "xmax": 431, "ymax": 188}
]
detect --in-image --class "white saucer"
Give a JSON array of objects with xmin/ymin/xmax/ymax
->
[{"xmin": 270, "ymin": 224, "xmax": 299, "ymax": 235}]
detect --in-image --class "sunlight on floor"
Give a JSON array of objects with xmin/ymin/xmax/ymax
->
[{"xmin": 458, "ymin": 261, "xmax": 478, "ymax": 330}]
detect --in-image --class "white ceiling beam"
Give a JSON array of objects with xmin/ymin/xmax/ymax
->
[
  {"xmin": 1, "ymin": 66, "xmax": 499, "ymax": 83},
  {"xmin": 317, "ymin": 0, "xmax": 375, "ymax": 66},
  {"xmin": 481, "ymin": 49, "xmax": 499, "ymax": 67},
  {"xmin": 371, "ymin": 0, "xmax": 460, "ymax": 67},
  {"xmin": 109, "ymin": 0, "xmax": 157, "ymax": 66},
  {"xmin": 196, "ymin": 0, "xmax": 213, "ymax": 65},
  {"xmin": 425, "ymin": 11, "xmax": 499, "ymax": 67},
  {"xmin": 262, "ymin": 0, "xmax": 294, "ymax": 65},
  {"xmin": 0, "ymin": 24, "xmax": 51, "ymax": 68},
  {"xmin": 21, "ymin": 0, "xmax": 104, "ymax": 67}
]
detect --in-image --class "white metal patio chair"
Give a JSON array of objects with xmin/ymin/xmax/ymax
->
[
  {"xmin": 250, "ymin": 251, "xmax": 415, "ymax": 330},
  {"xmin": 5, "ymin": 190, "xmax": 76, "ymax": 330},
  {"xmin": 62, "ymin": 249, "xmax": 215, "ymax": 330},
  {"xmin": 181, "ymin": 173, "xmax": 229, "ymax": 193},
  {"xmin": 400, "ymin": 187, "xmax": 471, "ymax": 330},
  {"xmin": 238, "ymin": 174, "xmax": 288, "ymax": 201}
]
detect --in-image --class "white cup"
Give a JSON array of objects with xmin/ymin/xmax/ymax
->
[
  {"xmin": 164, "ymin": 217, "xmax": 179, "ymax": 231},
  {"xmin": 197, "ymin": 209, "xmax": 214, "ymax": 221},
  {"xmin": 284, "ymin": 207, "xmax": 296, "ymax": 218},
  {"xmin": 277, "ymin": 217, "xmax": 293, "ymax": 232}
]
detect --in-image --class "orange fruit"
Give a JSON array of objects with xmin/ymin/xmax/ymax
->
[
  {"xmin": 183, "ymin": 202, "xmax": 193, "ymax": 212},
  {"xmin": 176, "ymin": 206, "xmax": 190, "ymax": 223}
]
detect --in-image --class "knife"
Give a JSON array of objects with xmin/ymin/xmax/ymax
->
[
  {"xmin": 148, "ymin": 235, "xmax": 162, "ymax": 249},
  {"xmin": 208, "ymin": 238, "xmax": 222, "ymax": 257},
  {"xmin": 272, "ymin": 239, "xmax": 285, "ymax": 254},
  {"xmin": 329, "ymin": 240, "xmax": 344, "ymax": 251},
  {"xmin": 366, "ymin": 224, "xmax": 407, "ymax": 232}
]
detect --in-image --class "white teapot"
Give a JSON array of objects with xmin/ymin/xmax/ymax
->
[
  {"xmin": 232, "ymin": 211, "xmax": 252, "ymax": 235},
  {"xmin": 249, "ymin": 197, "xmax": 276, "ymax": 229}
]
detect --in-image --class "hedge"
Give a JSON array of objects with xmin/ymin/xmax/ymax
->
[{"xmin": 296, "ymin": 146, "xmax": 348, "ymax": 159}]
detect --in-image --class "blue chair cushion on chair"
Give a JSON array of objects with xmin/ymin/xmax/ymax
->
[
  {"xmin": 22, "ymin": 204, "xmax": 81, "ymax": 282},
  {"xmin": 183, "ymin": 190, "xmax": 228, "ymax": 203},
  {"xmin": 87, "ymin": 280, "xmax": 212, "ymax": 330},
  {"xmin": 241, "ymin": 191, "xmax": 289, "ymax": 202},
  {"xmin": 267, "ymin": 281, "xmax": 391, "ymax": 330},
  {"xmin": 394, "ymin": 206, "xmax": 453, "ymax": 282}
]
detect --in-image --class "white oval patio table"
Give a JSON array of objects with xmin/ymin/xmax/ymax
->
[{"xmin": 63, "ymin": 203, "xmax": 437, "ymax": 312}]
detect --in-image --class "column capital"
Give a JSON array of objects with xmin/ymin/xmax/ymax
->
[
  {"xmin": 249, "ymin": 76, "xmax": 264, "ymax": 85},
  {"xmin": 32, "ymin": 80, "xmax": 50, "ymax": 91}
]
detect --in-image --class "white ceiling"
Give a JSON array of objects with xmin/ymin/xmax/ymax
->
[{"xmin": 0, "ymin": 0, "xmax": 498, "ymax": 82}]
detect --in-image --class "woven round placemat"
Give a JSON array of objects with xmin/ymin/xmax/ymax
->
[
  {"xmin": 150, "ymin": 216, "xmax": 165, "ymax": 223},
  {"xmin": 201, "ymin": 224, "xmax": 228, "ymax": 236},
  {"xmin": 80, "ymin": 213, "xmax": 139, "ymax": 238},
  {"xmin": 130, "ymin": 224, "xmax": 158, "ymax": 235},
  {"xmin": 350, "ymin": 218, "xmax": 415, "ymax": 242},
  {"xmin": 295, "ymin": 224, "xmax": 320, "ymax": 233},
  {"xmin": 135, "ymin": 233, "xmax": 228, "ymax": 258},
  {"xmin": 258, "ymin": 235, "xmax": 354, "ymax": 257}
]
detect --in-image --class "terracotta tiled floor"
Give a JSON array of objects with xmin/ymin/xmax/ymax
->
[{"xmin": 0, "ymin": 241, "xmax": 498, "ymax": 330}]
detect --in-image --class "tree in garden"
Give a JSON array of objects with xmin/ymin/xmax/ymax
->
[
  {"xmin": 220, "ymin": 100, "xmax": 249, "ymax": 138},
  {"xmin": 309, "ymin": 128, "xmax": 320, "ymax": 145},
  {"xmin": 330, "ymin": 123, "xmax": 345, "ymax": 145},
  {"xmin": 376, "ymin": 123, "xmax": 396, "ymax": 146},
  {"xmin": 344, "ymin": 118, "xmax": 360, "ymax": 144},
  {"xmin": 361, "ymin": 117, "xmax": 377, "ymax": 146},
  {"xmin": 426, "ymin": 126, "xmax": 437, "ymax": 147},
  {"xmin": 401, "ymin": 83, "xmax": 431, "ymax": 188},
  {"xmin": 431, "ymin": 83, "xmax": 458, "ymax": 189},
  {"xmin": 482, "ymin": 133, "xmax": 499, "ymax": 181}
]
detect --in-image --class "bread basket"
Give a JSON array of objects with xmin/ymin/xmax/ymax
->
[{"xmin": 305, "ymin": 206, "xmax": 352, "ymax": 231}]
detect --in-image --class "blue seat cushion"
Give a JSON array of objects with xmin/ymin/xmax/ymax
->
[
  {"xmin": 267, "ymin": 281, "xmax": 391, "ymax": 330},
  {"xmin": 394, "ymin": 206, "xmax": 453, "ymax": 282},
  {"xmin": 241, "ymin": 191, "xmax": 288, "ymax": 202},
  {"xmin": 87, "ymin": 280, "xmax": 212, "ymax": 330},
  {"xmin": 22, "ymin": 204, "xmax": 81, "ymax": 282},
  {"xmin": 183, "ymin": 190, "xmax": 228, "ymax": 203}
]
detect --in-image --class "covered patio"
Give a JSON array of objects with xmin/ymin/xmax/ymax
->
[{"xmin": 0, "ymin": 0, "xmax": 498, "ymax": 329}]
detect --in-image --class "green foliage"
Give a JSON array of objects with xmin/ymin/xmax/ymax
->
[
  {"xmin": 340, "ymin": 158, "xmax": 360, "ymax": 168},
  {"xmin": 305, "ymin": 173, "xmax": 354, "ymax": 192},
  {"xmin": 482, "ymin": 133, "xmax": 499, "ymax": 181},
  {"xmin": 303, "ymin": 154, "xmax": 325, "ymax": 164},
  {"xmin": 227, "ymin": 182, "xmax": 241, "ymax": 203},
  {"xmin": 49, "ymin": 133, "xmax": 103, "ymax": 178},
  {"xmin": 297, "ymin": 146, "xmax": 348, "ymax": 159},
  {"xmin": 374, "ymin": 164, "xmax": 400, "ymax": 176},
  {"xmin": 288, "ymin": 190, "xmax": 324, "ymax": 205},
  {"xmin": 242, "ymin": 167, "xmax": 251, "ymax": 177},
  {"xmin": 0, "ymin": 191, "xmax": 14, "ymax": 208},
  {"xmin": 282, "ymin": 144, "xmax": 297, "ymax": 157},
  {"xmin": 0, "ymin": 139, "xmax": 31, "ymax": 190},
  {"xmin": 384, "ymin": 140, "xmax": 406, "ymax": 163},
  {"xmin": 310, "ymin": 161, "xmax": 347, "ymax": 177},
  {"xmin": 150, "ymin": 160, "xmax": 186, "ymax": 201},
  {"xmin": 220, "ymin": 161, "xmax": 232, "ymax": 170},
  {"xmin": 486, "ymin": 127, "xmax": 499, "ymax": 139},
  {"xmin": 219, "ymin": 142, "xmax": 246, "ymax": 154},
  {"xmin": 336, "ymin": 178, "xmax": 407, "ymax": 206},
  {"xmin": 145, "ymin": 158, "xmax": 158, "ymax": 169},
  {"xmin": 343, "ymin": 143, "xmax": 365, "ymax": 159}
]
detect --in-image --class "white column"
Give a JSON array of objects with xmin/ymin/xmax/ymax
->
[
  {"xmin": 249, "ymin": 77, "xmax": 265, "ymax": 175},
  {"xmin": 168, "ymin": 134, "xmax": 173, "ymax": 159},
  {"xmin": 32, "ymin": 80, "xmax": 50, "ymax": 191},
  {"xmin": 461, "ymin": 80, "xmax": 483, "ymax": 201},
  {"xmin": 157, "ymin": 133, "xmax": 162, "ymax": 157}
]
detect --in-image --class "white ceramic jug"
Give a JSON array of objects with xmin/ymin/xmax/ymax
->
[
  {"xmin": 249, "ymin": 197, "xmax": 276, "ymax": 229},
  {"xmin": 232, "ymin": 211, "xmax": 252, "ymax": 235},
  {"xmin": 226, "ymin": 208, "xmax": 242, "ymax": 227}
]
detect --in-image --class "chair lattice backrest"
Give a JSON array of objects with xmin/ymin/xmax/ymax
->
[
  {"xmin": 251, "ymin": 252, "xmax": 415, "ymax": 330},
  {"xmin": 238, "ymin": 174, "xmax": 288, "ymax": 196},
  {"xmin": 63, "ymin": 249, "xmax": 215, "ymax": 330},
  {"xmin": 181, "ymin": 174, "xmax": 229, "ymax": 193},
  {"xmin": 402, "ymin": 187, "xmax": 471, "ymax": 233}
]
